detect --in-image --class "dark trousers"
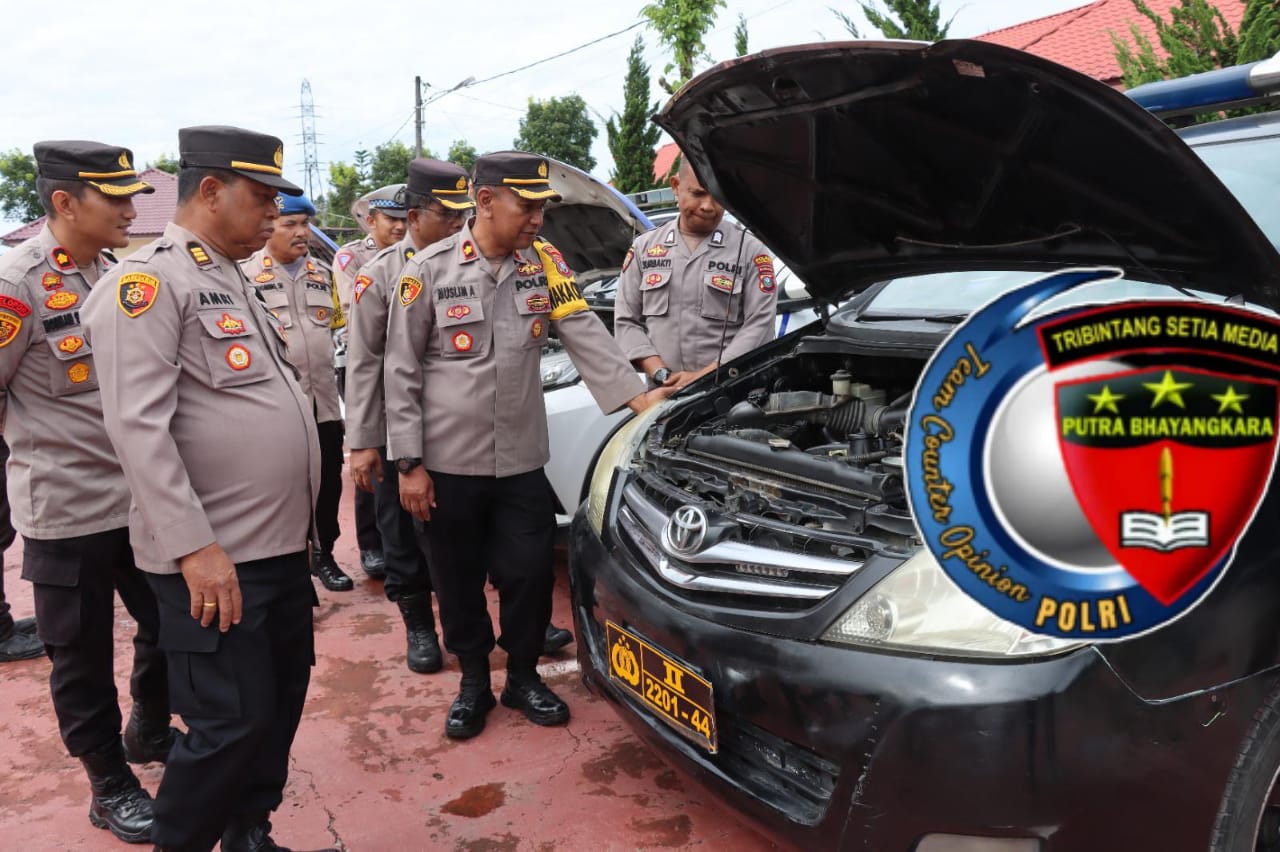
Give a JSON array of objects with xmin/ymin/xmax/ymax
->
[
  {"xmin": 371, "ymin": 448, "xmax": 432, "ymax": 601},
  {"xmin": 424, "ymin": 469, "xmax": 555, "ymax": 670},
  {"xmin": 24, "ymin": 528, "xmax": 167, "ymax": 755},
  {"xmin": 315, "ymin": 419, "xmax": 344, "ymax": 554},
  {"xmin": 0, "ymin": 437, "xmax": 15, "ymax": 639},
  {"xmin": 147, "ymin": 552, "xmax": 314, "ymax": 851}
]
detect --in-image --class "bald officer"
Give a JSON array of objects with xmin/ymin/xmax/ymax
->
[
  {"xmin": 347, "ymin": 158, "xmax": 471, "ymax": 674},
  {"xmin": 0, "ymin": 141, "xmax": 172, "ymax": 844},
  {"xmin": 384, "ymin": 151, "xmax": 671, "ymax": 740},
  {"xmin": 614, "ymin": 156, "xmax": 778, "ymax": 389},
  {"xmin": 241, "ymin": 195, "xmax": 352, "ymax": 593},
  {"xmin": 83, "ymin": 126, "xmax": 331, "ymax": 852}
]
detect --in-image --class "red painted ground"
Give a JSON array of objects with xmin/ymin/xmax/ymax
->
[{"xmin": 0, "ymin": 465, "xmax": 782, "ymax": 851}]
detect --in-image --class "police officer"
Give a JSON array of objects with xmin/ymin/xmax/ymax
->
[
  {"xmin": 0, "ymin": 437, "xmax": 42, "ymax": 662},
  {"xmin": 384, "ymin": 151, "xmax": 670, "ymax": 740},
  {"xmin": 347, "ymin": 158, "xmax": 471, "ymax": 674},
  {"xmin": 83, "ymin": 126, "xmax": 332, "ymax": 852},
  {"xmin": 241, "ymin": 196, "xmax": 352, "ymax": 593},
  {"xmin": 333, "ymin": 184, "xmax": 404, "ymax": 579},
  {"xmin": 0, "ymin": 141, "xmax": 174, "ymax": 843},
  {"xmin": 614, "ymin": 156, "xmax": 778, "ymax": 388}
]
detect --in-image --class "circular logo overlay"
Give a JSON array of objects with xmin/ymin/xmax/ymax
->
[{"xmin": 905, "ymin": 268, "xmax": 1280, "ymax": 640}]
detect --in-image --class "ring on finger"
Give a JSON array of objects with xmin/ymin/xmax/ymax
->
[{"xmin": 202, "ymin": 601, "xmax": 218, "ymax": 609}]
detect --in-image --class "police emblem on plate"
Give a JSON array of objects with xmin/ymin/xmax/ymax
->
[
  {"xmin": 904, "ymin": 268, "xmax": 1280, "ymax": 640},
  {"xmin": 225, "ymin": 344, "xmax": 251, "ymax": 371},
  {"xmin": 45, "ymin": 291, "xmax": 78, "ymax": 310},
  {"xmin": 67, "ymin": 363, "xmax": 90, "ymax": 384},
  {"xmin": 452, "ymin": 330, "xmax": 473, "ymax": 352},
  {"xmin": 58, "ymin": 335, "xmax": 85, "ymax": 354},
  {"xmin": 398, "ymin": 276, "xmax": 423, "ymax": 307},
  {"xmin": 117, "ymin": 273, "xmax": 159, "ymax": 318}
]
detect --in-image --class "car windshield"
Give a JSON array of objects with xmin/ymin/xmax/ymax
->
[{"xmin": 1192, "ymin": 134, "xmax": 1280, "ymax": 249}]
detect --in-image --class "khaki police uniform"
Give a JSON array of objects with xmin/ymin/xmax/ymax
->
[
  {"xmin": 614, "ymin": 219, "xmax": 779, "ymax": 375},
  {"xmin": 0, "ymin": 218, "xmax": 167, "ymax": 757},
  {"xmin": 82, "ymin": 124, "xmax": 323, "ymax": 852},
  {"xmin": 333, "ymin": 235, "xmax": 379, "ymax": 320},
  {"xmin": 384, "ymin": 219, "xmax": 644, "ymax": 665}
]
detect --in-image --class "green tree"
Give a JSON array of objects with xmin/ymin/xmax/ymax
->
[
  {"xmin": 642, "ymin": 0, "xmax": 726, "ymax": 93},
  {"xmin": 147, "ymin": 153, "xmax": 180, "ymax": 174},
  {"xmin": 1239, "ymin": 0, "xmax": 1280, "ymax": 62},
  {"xmin": 1111, "ymin": 0, "xmax": 1242, "ymax": 88},
  {"xmin": 607, "ymin": 35, "xmax": 663, "ymax": 194},
  {"xmin": 370, "ymin": 141, "xmax": 414, "ymax": 188},
  {"xmin": 447, "ymin": 139, "xmax": 478, "ymax": 173},
  {"xmin": 832, "ymin": 0, "xmax": 953, "ymax": 39},
  {"xmin": 514, "ymin": 95, "xmax": 598, "ymax": 172},
  {"xmin": 323, "ymin": 161, "xmax": 367, "ymax": 227},
  {"xmin": 0, "ymin": 149, "xmax": 41, "ymax": 222},
  {"xmin": 734, "ymin": 13, "xmax": 750, "ymax": 56}
]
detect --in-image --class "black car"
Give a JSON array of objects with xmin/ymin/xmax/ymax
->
[{"xmin": 569, "ymin": 40, "xmax": 1280, "ymax": 851}]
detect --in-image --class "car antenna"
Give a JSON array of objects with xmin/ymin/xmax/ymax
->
[{"xmin": 713, "ymin": 225, "xmax": 751, "ymax": 387}]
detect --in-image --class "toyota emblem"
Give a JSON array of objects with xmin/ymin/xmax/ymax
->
[{"xmin": 665, "ymin": 505, "xmax": 708, "ymax": 556}]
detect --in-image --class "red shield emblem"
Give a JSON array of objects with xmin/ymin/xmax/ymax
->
[
  {"xmin": 353, "ymin": 275, "xmax": 373, "ymax": 304},
  {"xmin": 1056, "ymin": 366, "xmax": 1279, "ymax": 604},
  {"xmin": 117, "ymin": 273, "xmax": 159, "ymax": 318}
]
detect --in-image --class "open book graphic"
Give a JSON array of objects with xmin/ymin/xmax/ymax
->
[{"xmin": 1119, "ymin": 447, "xmax": 1209, "ymax": 552}]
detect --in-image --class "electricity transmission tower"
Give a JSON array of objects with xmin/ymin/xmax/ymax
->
[{"xmin": 299, "ymin": 80, "xmax": 322, "ymax": 200}]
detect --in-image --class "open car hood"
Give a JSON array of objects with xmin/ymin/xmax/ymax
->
[
  {"xmin": 536, "ymin": 155, "xmax": 652, "ymax": 282},
  {"xmin": 656, "ymin": 40, "xmax": 1280, "ymax": 308}
]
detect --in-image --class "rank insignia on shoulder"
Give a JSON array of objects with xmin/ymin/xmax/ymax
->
[
  {"xmin": 646, "ymin": 245, "xmax": 669, "ymax": 258},
  {"xmin": 399, "ymin": 276, "xmax": 423, "ymax": 307},
  {"xmin": 353, "ymin": 274, "xmax": 373, "ymax": 304},
  {"xmin": 117, "ymin": 272, "xmax": 160, "ymax": 318},
  {"xmin": 45, "ymin": 291, "xmax": 78, "ymax": 310},
  {"xmin": 217, "ymin": 313, "xmax": 246, "ymax": 335},
  {"xmin": 460, "ymin": 240, "xmax": 477, "ymax": 263},
  {"xmin": 305, "ymin": 260, "xmax": 317, "ymax": 273},
  {"xmin": 531, "ymin": 318, "xmax": 544, "ymax": 339},
  {"xmin": 51, "ymin": 247, "xmax": 75, "ymax": 271},
  {"xmin": 663, "ymin": 229, "xmax": 676, "ymax": 246},
  {"xmin": 711, "ymin": 230, "xmax": 724, "ymax": 246},
  {"xmin": 336, "ymin": 250, "xmax": 354, "ymax": 270},
  {"xmin": 404, "ymin": 247, "xmax": 416, "ymax": 262},
  {"xmin": 225, "ymin": 343, "xmax": 252, "ymax": 371},
  {"xmin": 0, "ymin": 311, "xmax": 22, "ymax": 347},
  {"xmin": 621, "ymin": 247, "xmax": 634, "ymax": 273},
  {"xmin": 452, "ymin": 330, "xmax": 473, "ymax": 352},
  {"xmin": 254, "ymin": 271, "xmax": 275, "ymax": 283},
  {"xmin": 446, "ymin": 304, "xmax": 471, "ymax": 320},
  {"xmin": 41, "ymin": 273, "xmax": 62, "ymax": 291},
  {"xmin": 261, "ymin": 255, "xmax": 273, "ymax": 268},
  {"xmin": 0, "ymin": 295, "xmax": 32, "ymax": 317},
  {"xmin": 526, "ymin": 294, "xmax": 550, "ymax": 313},
  {"xmin": 58, "ymin": 335, "xmax": 85, "ymax": 354},
  {"xmin": 187, "ymin": 242, "xmax": 213, "ymax": 267},
  {"xmin": 67, "ymin": 363, "xmax": 90, "ymax": 384}
]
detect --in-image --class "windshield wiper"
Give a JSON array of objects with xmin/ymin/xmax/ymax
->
[{"xmin": 857, "ymin": 312, "xmax": 969, "ymax": 323}]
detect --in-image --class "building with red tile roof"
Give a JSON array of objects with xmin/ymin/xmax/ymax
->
[
  {"xmin": 1, "ymin": 167, "xmax": 177, "ymax": 255},
  {"xmin": 975, "ymin": 0, "xmax": 1246, "ymax": 87}
]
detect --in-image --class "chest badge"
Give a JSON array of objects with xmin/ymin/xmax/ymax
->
[
  {"xmin": 58, "ymin": 335, "xmax": 85, "ymax": 354},
  {"xmin": 525, "ymin": 294, "xmax": 550, "ymax": 313},
  {"xmin": 315, "ymin": 308, "xmax": 329, "ymax": 323},
  {"xmin": 452, "ymin": 330, "xmax": 474, "ymax": 352},
  {"xmin": 531, "ymin": 319, "xmax": 544, "ymax": 340},
  {"xmin": 217, "ymin": 313, "xmax": 246, "ymax": 335},
  {"xmin": 254, "ymin": 271, "xmax": 275, "ymax": 283},
  {"xmin": 645, "ymin": 273, "xmax": 664, "ymax": 287},
  {"xmin": 45, "ymin": 291, "xmax": 79, "ymax": 310},
  {"xmin": 446, "ymin": 304, "xmax": 472, "ymax": 321},
  {"xmin": 41, "ymin": 273, "xmax": 62, "ymax": 291},
  {"xmin": 709, "ymin": 275, "xmax": 734, "ymax": 293},
  {"xmin": 646, "ymin": 245, "xmax": 669, "ymax": 258},
  {"xmin": 67, "ymin": 363, "xmax": 91, "ymax": 384},
  {"xmin": 225, "ymin": 344, "xmax": 252, "ymax": 371}
]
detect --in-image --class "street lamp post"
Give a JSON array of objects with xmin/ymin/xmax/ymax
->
[{"xmin": 414, "ymin": 75, "xmax": 477, "ymax": 158}]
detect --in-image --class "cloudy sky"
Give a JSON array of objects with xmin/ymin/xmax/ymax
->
[{"xmin": 4, "ymin": 0, "xmax": 1090, "ymax": 213}]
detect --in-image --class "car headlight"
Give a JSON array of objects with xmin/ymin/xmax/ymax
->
[
  {"xmin": 822, "ymin": 549, "xmax": 1085, "ymax": 658},
  {"xmin": 585, "ymin": 402, "xmax": 667, "ymax": 534},
  {"xmin": 540, "ymin": 349, "xmax": 580, "ymax": 390}
]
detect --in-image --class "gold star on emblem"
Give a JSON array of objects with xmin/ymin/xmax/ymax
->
[
  {"xmin": 1144, "ymin": 370, "xmax": 1194, "ymax": 409},
  {"xmin": 1211, "ymin": 384, "xmax": 1249, "ymax": 414},
  {"xmin": 1087, "ymin": 385, "xmax": 1125, "ymax": 415}
]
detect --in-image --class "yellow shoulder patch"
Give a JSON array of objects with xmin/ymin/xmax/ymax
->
[
  {"xmin": 533, "ymin": 239, "xmax": 588, "ymax": 321},
  {"xmin": 117, "ymin": 272, "xmax": 160, "ymax": 318}
]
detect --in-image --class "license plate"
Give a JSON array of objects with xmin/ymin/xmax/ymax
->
[{"xmin": 606, "ymin": 621, "xmax": 717, "ymax": 753}]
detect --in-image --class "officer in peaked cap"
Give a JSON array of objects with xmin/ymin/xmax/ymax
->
[
  {"xmin": 241, "ymin": 194, "xmax": 352, "ymax": 594},
  {"xmin": 346, "ymin": 158, "xmax": 473, "ymax": 675},
  {"xmin": 383, "ymin": 151, "xmax": 672, "ymax": 740},
  {"xmin": 83, "ymin": 125, "xmax": 334, "ymax": 852},
  {"xmin": 332, "ymin": 184, "xmax": 404, "ymax": 580},
  {"xmin": 0, "ymin": 140, "xmax": 169, "ymax": 844}
]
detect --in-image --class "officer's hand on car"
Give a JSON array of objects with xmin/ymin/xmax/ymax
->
[
  {"xmin": 400, "ymin": 467, "xmax": 436, "ymax": 521},
  {"xmin": 627, "ymin": 386, "xmax": 676, "ymax": 414},
  {"xmin": 179, "ymin": 542, "xmax": 243, "ymax": 632},
  {"xmin": 349, "ymin": 448, "xmax": 383, "ymax": 493}
]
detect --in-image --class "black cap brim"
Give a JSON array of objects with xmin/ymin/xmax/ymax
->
[{"xmin": 234, "ymin": 169, "xmax": 304, "ymax": 196}]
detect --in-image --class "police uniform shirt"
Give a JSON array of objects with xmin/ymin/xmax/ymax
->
[
  {"xmin": 614, "ymin": 220, "xmax": 779, "ymax": 374},
  {"xmin": 344, "ymin": 236, "xmax": 417, "ymax": 450},
  {"xmin": 82, "ymin": 222, "xmax": 321, "ymax": 574},
  {"xmin": 0, "ymin": 225, "xmax": 131, "ymax": 539},
  {"xmin": 384, "ymin": 222, "xmax": 645, "ymax": 476},
  {"xmin": 332, "ymin": 236, "xmax": 379, "ymax": 318},
  {"xmin": 240, "ymin": 250, "xmax": 342, "ymax": 423}
]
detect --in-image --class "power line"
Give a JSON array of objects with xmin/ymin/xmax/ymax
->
[{"xmin": 467, "ymin": 20, "xmax": 646, "ymax": 88}]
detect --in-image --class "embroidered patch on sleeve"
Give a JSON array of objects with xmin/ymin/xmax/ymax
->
[
  {"xmin": 0, "ymin": 295, "xmax": 32, "ymax": 317},
  {"xmin": 0, "ymin": 311, "xmax": 22, "ymax": 347},
  {"xmin": 353, "ymin": 275, "xmax": 373, "ymax": 304},
  {"xmin": 398, "ymin": 276, "xmax": 423, "ymax": 307},
  {"xmin": 117, "ymin": 272, "xmax": 160, "ymax": 318},
  {"xmin": 621, "ymin": 247, "xmax": 634, "ymax": 273}
]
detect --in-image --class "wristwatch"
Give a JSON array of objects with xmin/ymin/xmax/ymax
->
[
  {"xmin": 395, "ymin": 457, "xmax": 423, "ymax": 474},
  {"xmin": 651, "ymin": 367, "xmax": 672, "ymax": 385}
]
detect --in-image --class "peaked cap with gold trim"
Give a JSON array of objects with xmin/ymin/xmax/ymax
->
[
  {"xmin": 404, "ymin": 158, "xmax": 476, "ymax": 211},
  {"xmin": 33, "ymin": 141, "xmax": 155, "ymax": 197},
  {"xmin": 178, "ymin": 125, "xmax": 302, "ymax": 195},
  {"xmin": 472, "ymin": 151, "xmax": 561, "ymax": 201}
]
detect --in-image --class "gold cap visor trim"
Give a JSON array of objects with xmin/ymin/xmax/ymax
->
[
  {"xmin": 230, "ymin": 160, "xmax": 284, "ymax": 176},
  {"xmin": 509, "ymin": 186, "xmax": 560, "ymax": 200},
  {"xmin": 437, "ymin": 196, "xmax": 477, "ymax": 210},
  {"xmin": 88, "ymin": 180, "xmax": 155, "ymax": 196}
]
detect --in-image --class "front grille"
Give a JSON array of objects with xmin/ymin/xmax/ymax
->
[{"xmin": 615, "ymin": 480, "xmax": 863, "ymax": 606}]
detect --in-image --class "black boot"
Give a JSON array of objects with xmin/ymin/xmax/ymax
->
[
  {"xmin": 502, "ymin": 667, "xmax": 570, "ymax": 726},
  {"xmin": 446, "ymin": 655, "xmax": 496, "ymax": 740},
  {"xmin": 0, "ymin": 628, "xmax": 43, "ymax": 662},
  {"xmin": 222, "ymin": 812, "xmax": 337, "ymax": 852},
  {"xmin": 359, "ymin": 549, "xmax": 387, "ymax": 580},
  {"xmin": 79, "ymin": 739, "xmax": 154, "ymax": 844},
  {"xmin": 395, "ymin": 593, "xmax": 442, "ymax": 673},
  {"xmin": 122, "ymin": 699, "xmax": 180, "ymax": 764},
  {"xmin": 541, "ymin": 623, "xmax": 574, "ymax": 656},
  {"xmin": 310, "ymin": 551, "xmax": 353, "ymax": 592}
]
